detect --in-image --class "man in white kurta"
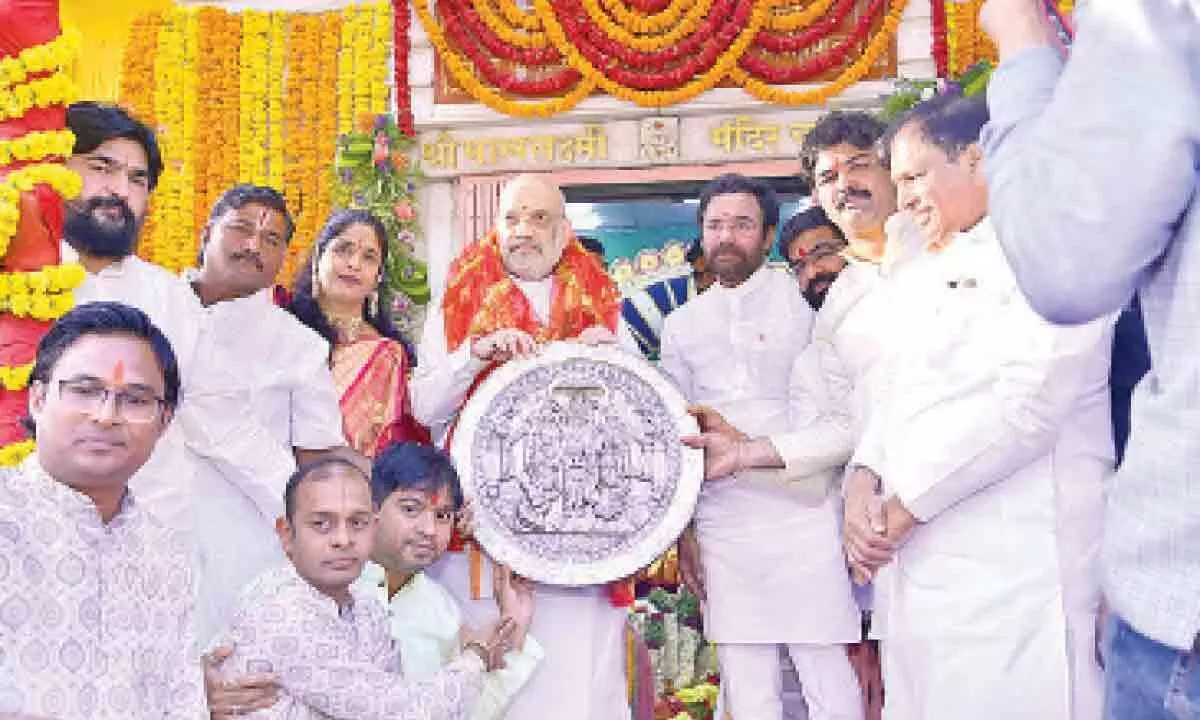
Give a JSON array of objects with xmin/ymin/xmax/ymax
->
[
  {"xmin": 410, "ymin": 174, "xmax": 630, "ymax": 720},
  {"xmin": 62, "ymin": 104, "xmax": 317, "ymax": 643},
  {"xmin": 660, "ymin": 173, "xmax": 863, "ymax": 720},
  {"xmin": 187, "ymin": 185, "xmax": 346, "ymax": 643},
  {"xmin": 849, "ymin": 95, "xmax": 1110, "ymax": 720}
]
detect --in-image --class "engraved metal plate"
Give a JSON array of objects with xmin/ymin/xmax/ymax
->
[{"xmin": 452, "ymin": 342, "xmax": 702, "ymax": 586}]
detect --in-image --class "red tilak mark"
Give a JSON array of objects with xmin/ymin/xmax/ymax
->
[{"xmin": 111, "ymin": 359, "xmax": 126, "ymax": 384}]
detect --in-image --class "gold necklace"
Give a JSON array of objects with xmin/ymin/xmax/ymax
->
[{"xmin": 323, "ymin": 306, "xmax": 366, "ymax": 341}]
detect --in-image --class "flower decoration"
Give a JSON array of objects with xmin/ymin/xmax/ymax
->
[{"xmin": 334, "ymin": 114, "xmax": 430, "ymax": 331}]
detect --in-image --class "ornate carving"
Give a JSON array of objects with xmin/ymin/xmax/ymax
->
[{"xmin": 453, "ymin": 343, "xmax": 702, "ymax": 585}]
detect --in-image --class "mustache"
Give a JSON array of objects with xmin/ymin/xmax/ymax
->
[
  {"xmin": 709, "ymin": 242, "xmax": 748, "ymax": 259},
  {"xmin": 230, "ymin": 250, "xmax": 265, "ymax": 271},
  {"xmin": 83, "ymin": 195, "xmax": 136, "ymax": 223},
  {"xmin": 834, "ymin": 187, "xmax": 872, "ymax": 210},
  {"xmin": 809, "ymin": 271, "xmax": 841, "ymax": 287}
]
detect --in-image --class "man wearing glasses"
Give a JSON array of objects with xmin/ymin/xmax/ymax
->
[
  {"xmin": 779, "ymin": 206, "xmax": 848, "ymax": 310},
  {"xmin": 0, "ymin": 302, "xmax": 208, "ymax": 717}
]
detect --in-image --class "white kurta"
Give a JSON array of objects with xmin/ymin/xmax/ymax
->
[
  {"xmin": 356, "ymin": 564, "xmax": 545, "ymax": 720},
  {"xmin": 413, "ymin": 277, "xmax": 632, "ymax": 720},
  {"xmin": 191, "ymin": 288, "xmax": 345, "ymax": 643},
  {"xmin": 659, "ymin": 266, "xmax": 860, "ymax": 645},
  {"xmin": 853, "ymin": 218, "xmax": 1111, "ymax": 720}
]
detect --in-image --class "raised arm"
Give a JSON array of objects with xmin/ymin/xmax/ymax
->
[{"xmin": 981, "ymin": 0, "xmax": 1199, "ymax": 323}]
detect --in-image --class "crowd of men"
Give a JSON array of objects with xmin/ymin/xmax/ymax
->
[{"xmin": 2, "ymin": 1, "xmax": 1198, "ymax": 718}]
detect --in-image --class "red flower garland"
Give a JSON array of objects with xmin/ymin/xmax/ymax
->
[
  {"xmin": 751, "ymin": 0, "xmax": 858, "ymax": 54},
  {"xmin": 562, "ymin": 0, "xmax": 743, "ymax": 70},
  {"xmin": 431, "ymin": 0, "xmax": 894, "ymax": 100},
  {"xmin": 394, "ymin": 0, "xmax": 414, "ymax": 135},
  {"xmin": 931, "ymin": 0, "xmax": 948, "ymax": 77},
  {"xmin": 553, "ymin": 0, "xmax": 751, "ymax": 89},
  {"xmin": 444, "ymin": 0, "xmax": 563, "ymax": 65},
  {"xmin": 439, "ymin": 0, "xmax": 582, "ymax": 95},
  {"xmin": 739, "ymin": 0, "xmax": 883, "ymax": 84},
  {"xmin": 623, "ymin": 0, "xmax": 674, "ymax": 14}
]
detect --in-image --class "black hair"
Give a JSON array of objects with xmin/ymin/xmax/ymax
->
[
  {"xmin": 799, "ymin": 111, "xmax": 888, "ymax": 187},
  {"xmin": 199, "ymin": 184, "xmax": 296, "ymax": 267},
  {"xmin": 685, "ymin": 238, "xmax": 703, "ymax": 265},
  {"xmin": 576, "ymin": 235, "xmax": 606, "ymax": 263},
  {"xmin": 24, "ymin": 302, "xmax": 181, "ymax": 435},
  {"xmin": 777, "ymin": 206, "xmax": 845, "ymax": 257},
  {"xmin": 697, "ymin": 174, "xmax": 780, "ymax": 238},
  {"xmin": 283, "ymin": 456, "xmax": 371, "ymax": 523},
  {"xmin": 285, "ymin": 208, "xmax": 416, "ymax": 365},
  {"xmin": 371, "ymin": 442, "xmax": 464, "ymax": 511},
  {"xmin": 880, "ymin": 93, "xmax": 990, "ymax": 168},
  {"xmin": 67, "ymin": 102, "xmax": 164, "ymax": 191}
]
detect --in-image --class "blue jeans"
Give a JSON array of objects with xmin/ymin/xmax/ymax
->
[{"xmin": 1104, "ymin": 614, "xmax": 1200, "ymax": 719}]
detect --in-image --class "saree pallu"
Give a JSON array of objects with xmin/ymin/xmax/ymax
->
[{"xmin": 331, "ymin": 335, "xmax": 430, "ymax": 457}]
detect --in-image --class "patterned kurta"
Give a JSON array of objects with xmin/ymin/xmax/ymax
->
[
  {"xmin": 0, "ymin": 455, "xmax": 207, "ymax": 718},
  {"xmin": 221, "ymin": 564, "xmax": 485, "ymax": 720}
]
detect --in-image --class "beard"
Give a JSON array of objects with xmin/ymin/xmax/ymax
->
[
  {"xmin": 64, "ymin": 196, "xmax": 141, "ymax": 259},
  {"xmin": 707, "ymin": 243, "xmax": 764, "ymax": 287},
  {"xmin": 802, "ymin": 271, "xmax": 842, "ymax": 310}
]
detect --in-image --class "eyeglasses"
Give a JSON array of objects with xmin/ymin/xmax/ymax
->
[
  {"xmin": 787, "ymin": 241, "xmax": 848, "ymax": 275},
  {"xmin": 54, "ymin": 378, "xmax": 166, "ymax": 423},
  {"xmin": 702, "ymin": 218, "xmax": 760, "ymax": 236}
]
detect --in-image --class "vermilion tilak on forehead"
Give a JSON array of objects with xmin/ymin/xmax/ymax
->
[
  {"xmin": 110, "ymin": 359, "xmax": 126, "ymax": 384},
  {"xmin": 255, "ymin": 208, "xmax": 271, "ymax": 233}
]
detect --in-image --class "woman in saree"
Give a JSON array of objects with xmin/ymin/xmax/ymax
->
[{"xmin": 287, "ymin": 208, "xmax": 430, "ymax": 456}]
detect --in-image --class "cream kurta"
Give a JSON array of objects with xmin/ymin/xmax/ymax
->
[
  {"xmin": 659, "ymin": 266, "xmax": 860, "ymax": 645},
  {"xmin": 191, "ymin": 287, "xmax": 345, "ymax": 644},
  {"xmin": 854, "ymin": 218, "xmax": 1111, "ymax": 720},
  {"xmin": 223, "ymin": 564, "xmax": 484, "ymax": 720},
  {"xmin": 0, "ymin": 456, "xmax": 207, "ymax": 718},
  {"xmin": 356, "ymin": 564, "xmax": 545, "ymax": 720}
]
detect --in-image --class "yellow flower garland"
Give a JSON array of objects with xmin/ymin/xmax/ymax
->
[
  {"xmin": 240, "ymin": 11, "xmax": 271, "ymax": 185},
  {"xmin": 314, "ymin": 10, "xmax": 342, "ymax": 240},
  {"xmin": 0, "ymin": 130, "xmax": 76, "ymax": 166},
  {"xmin": 0, "ymin": 30, "xmax": 80, "ymax": 92},
  {"xmin": 575, "ymin": 0, "xmax": 714, "ymax": 53},
  {"xmin": 766, "ymin": 0, "xmax": 838, "ymax": 32},
  {"xmin": 0, "ymin": 72, "xmax": 78, "ymax": 124},
  {"xmin": 535, "ymin": 0, "xmax": 767, "ymax": 107},
  {"xmin": 597, "ymin": 0, "xmax": 692, "ymax": 35},
  {"xmin": 731, "ymin": 0, "xmax": 908, "ymax": 105},
  {"xmin": 414, "ymin": 0, "xmax": 599, "ymax": 117},
  {"xmin": 0, "ymin": 164, "xmax": 83, "ymax": 260},
  {"xmin": 268, "ymin": 11, "xmax": 287, "ymax": 192},
  {"xmin": 371, "ymin": 2, "xmax": 393, "ymax": 116},
  {"xmin": 0, "ymin": 293, "xmax": 76, "ymax": 321},
  {"xmin": 0, "ymin": 439, "xmax": 36, "ymax": 468},
  {"xmin": 0, "ymin": 363, "xmax": 35, "ymax": 392},
  {"xmin": 474, "ymin": 0, "xmax": 549, "ymax": 49},
  {"xmin": 494, "ymin": 0, "xmax": 544, "ymax": 32},
  {"xmin": 0, "ymin": 263, "xmax": 87, "ymax": 298},
  {"xmin": 337, "ymin": 6, "xmax": 358, "ymax": 135}
]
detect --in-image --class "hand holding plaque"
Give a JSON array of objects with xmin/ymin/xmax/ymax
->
[{"xmin": 452, "ymin": 342, "xmax": 703, "ymax": 586}]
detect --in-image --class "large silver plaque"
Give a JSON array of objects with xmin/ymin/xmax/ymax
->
[{"xmin": 452, "ymin": 342, "xmax": 702, "ymax": 586}]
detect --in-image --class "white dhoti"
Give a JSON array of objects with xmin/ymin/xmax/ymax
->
[
  {"xmin": 428, "ymin": 552, "xmax": 631, "ymax": 720},
  {"xmin": 695, "ymin": 481, "xmax": 862, "ymax": 720}
]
